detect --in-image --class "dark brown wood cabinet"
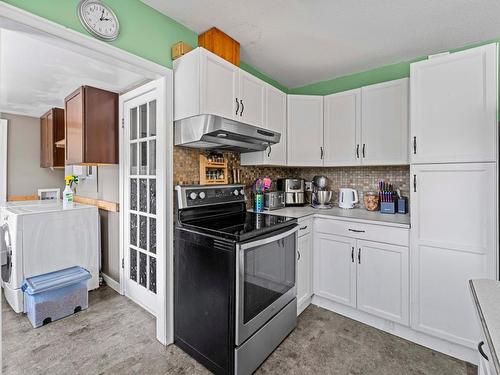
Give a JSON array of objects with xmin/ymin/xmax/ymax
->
[
  {"xmin": 40, "ymin": 108, "xmax": 65, "ymax": 168},
  {"xmin": 65, "ymin": 86, "xmax": 119, "ymax": 165}
]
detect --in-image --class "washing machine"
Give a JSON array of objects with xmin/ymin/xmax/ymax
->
[{"xmin": 0, "ymin": 201, "xmax": 100, "ymax": 312}]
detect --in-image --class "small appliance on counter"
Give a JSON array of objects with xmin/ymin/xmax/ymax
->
[
  {"xmin": 277, "ymin": 178, "xmax": 305, "ymax": 206},
  {"xmin": 311, "ymin": 175, "xmax": 333, "ymax": 209},
  {"xmin": 264, "ymin": 191, "xmax": 285, "ymax": 211},
  {"xmin": 339, "ymin": 188, "xmax": 359, "ymax": 209}
]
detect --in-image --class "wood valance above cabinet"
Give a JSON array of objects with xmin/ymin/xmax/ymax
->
[{"xmin": 65, "ymin": 86, "xmax": 118, "ymax": 166}]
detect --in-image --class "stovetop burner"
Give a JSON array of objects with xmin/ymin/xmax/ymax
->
[
  {"xmin": 181, "ymin": 211, "xmax": 296, "ymax": 241},
  {"xmin": 175, "ymin": 184, "xmax": 297, "ymax": 241}
]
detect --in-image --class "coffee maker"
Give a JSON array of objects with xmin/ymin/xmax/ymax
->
[
  {"xmin": 277, "ymin": 178, "xmax": 305, "ymax": 206},
  {"xmin": 311, "ymin": 175, "xmax": 333, "ymax": 209}
]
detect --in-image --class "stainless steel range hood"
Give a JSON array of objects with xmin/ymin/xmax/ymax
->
[{"xmin": 174, "ymin": 114, "xmax": 280, "ymax": 153}]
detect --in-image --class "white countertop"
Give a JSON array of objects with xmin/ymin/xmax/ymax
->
[
  {"xmin": 470, "ymin": 279, "xmax": 500, "ymax": 374},
  {"xmin": 251, "ymin": 206, "xmax": 410, "ymax": 228}
]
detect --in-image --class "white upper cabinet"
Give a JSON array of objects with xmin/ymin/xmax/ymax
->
[
  {"xmin": 200, "ymin": 49, "xmax": 240, "ymax": 120},
  {"xmin": 410, "ymin": 163, "xmax": 497, "ymax": 348},
  {"xmin": 410, "ymin": 43, "xmax": 498, "ymax": 164},
  {"xmin": 323, "ymin": 89, "xmax": 361, "ymax": 166},
  {"xmin": 356, "ymin": 240, "xmax": 409, "ymax": 325},
  {"xmin": 237, "ymin": 70, "xmax": 266, "ymax": 127},
  {"xmin": 174, "ymin": 47, "xmax": 267, "ymax": 127},
  {"xmin": 361, "ymin": 78, "xmax": 409, "ymax": 165},
  {"xmin": 241, "ymin": 85, "xmax": 287, "ymax": 166},
  {"xmin": 287, "ymin": 95, "xmax": 324, "ymax": 166}
]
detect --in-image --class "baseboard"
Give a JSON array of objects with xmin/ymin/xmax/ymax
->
[
  {"xmin": 311, "ymin": 295, "xmax": 477, "ymax": 365},
  {"xmin": 101, "ymin": 273, "xmax": 121, "ymax": 294}
]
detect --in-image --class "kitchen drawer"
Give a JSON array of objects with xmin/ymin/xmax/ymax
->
[
  {"xmin": 298, "ymin": 218, "xmax": 312, "ymax": 238},
  {"xmin": 314, "ymin": 218, "xmax": 409, "ymax": 246}
]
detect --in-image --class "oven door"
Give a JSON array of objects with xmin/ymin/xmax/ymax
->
[{"xmin": 236, "ymin": 225, "xmax": 298, "ymax": 346}]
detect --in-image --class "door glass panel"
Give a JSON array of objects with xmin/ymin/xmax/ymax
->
[
  {"xmin": 149, "ymin": 218, "xmax": 156, "ymax": 254},
  {"xmin": 149, "ymin": 179, "xmax": 156, "ymax": 214},
  {"xmin": 149, "ymin": 140, "xmax": 156, "ymax": 175},
  {"xmin": 149, "ymin": 256, "xmax": 157, "ymax": 293},
  {"xmin": 139, "ymin": 215, "xmax": 147, "ymax": 250},
  {"xmin": 130, "ymin": 214, "xmax": 137, "ymax": 247},
  {"xmin": 243, "ymin": 232, "xmax": 296, "ymax": 324},
  {"xmin": 139, "ymin": 103, "xmax": 147, "ymax": 138},
  {"xmin": 130, "ymin": 107, "xmax": 137, "ymax": 140},
  {"xmin": 149, "ymin": 100, "xmax": 156, "ymax": 136},
  {"xmin": 139, "ymin": 141, "xmax": 147, "ymax": 175},
  {"xmin": 130, "ymin": 248, "xmax": 137, "ymax": 281},
  {"xmin": 139, "ymin": 179, "xmax": 147, "ymax": 212},
  {"xmin": 139, "ymin": 252, "xmax": 147, "ymax": 287},
  {"xmin": 130, "ymin": 179, "xmax": 137, "ymax": 211},
  {"xmin": 130, "ymin": 144, "xmax": 137, "ymax": 175}
]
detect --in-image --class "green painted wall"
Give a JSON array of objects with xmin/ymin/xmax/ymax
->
[
  {"xmin": 1, "ymin": 0, "xmax": 285, "ymax": 90},
  {"xmin": 289, "ymin": 38, "xmax": 500, "ymax": 96}
]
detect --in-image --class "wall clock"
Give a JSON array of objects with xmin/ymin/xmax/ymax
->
[{"xmin": 78, "ymin": 0, "xmax": 120, "ymax": 41}]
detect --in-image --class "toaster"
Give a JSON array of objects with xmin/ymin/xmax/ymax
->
[{"xmin": 264, "ymin": 191, "xmax": 285, "ymax": 211}]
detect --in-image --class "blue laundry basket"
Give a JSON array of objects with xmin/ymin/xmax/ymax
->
[{"xmin": 21, "ymin": 266, "xmax": 91, "ymax": 328}]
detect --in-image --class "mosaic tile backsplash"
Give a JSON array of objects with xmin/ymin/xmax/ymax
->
[{"xmin": 174, "ymin": 147, "xmax": 410, "ymax": 208}]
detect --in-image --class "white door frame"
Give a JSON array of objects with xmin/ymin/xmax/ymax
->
[
  {"xmin": 0, "ymin": 119, "xmax": 7, "ymax": 203},
  {"xmin": 0, "ymin": 3, "xmax": 174, "ymax": 345},
  {"xmin": 119, "ymin": 77, "xmax": 174, "ymax": 344}
]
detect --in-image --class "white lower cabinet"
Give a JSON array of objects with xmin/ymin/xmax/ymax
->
[
  {"xmin": 297, "ymin": 232, "xmax": 312, "ymax": 314},
  {"xmin": 411, "ymin": 163, "xmax": 497, "ymax": 349},
  {"xmin": 356, "ymin": 240, "xmax": 409, "ymax": 325},
  {"xmin": 313, "ymin": 219, "xmax": 410, "ymax": 326},
  {"xmin": 314, "ymin": 233, "xmax": 357, "ymax": 308}
]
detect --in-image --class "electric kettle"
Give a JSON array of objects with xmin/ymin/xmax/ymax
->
[{"xmin": 338, "ymin": 188, "xmax": 359, "ymax": 209}]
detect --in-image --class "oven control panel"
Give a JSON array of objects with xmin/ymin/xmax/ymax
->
[{"xmin": 176, "ymin": 185, "xmax": 246, "ymax": 208}]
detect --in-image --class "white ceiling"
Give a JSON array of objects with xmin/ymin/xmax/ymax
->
[
  {"xmin": 0, "ymin": 27, "xmax": 149, "ymax": 117},
  {"xmin": 143, "ymin": 0, "xmax": 500, "ymax": 88}
]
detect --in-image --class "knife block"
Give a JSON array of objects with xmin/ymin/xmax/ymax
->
[{"xmin": 380, "ymin": 201, "xmax": 397, "ymax": 214}]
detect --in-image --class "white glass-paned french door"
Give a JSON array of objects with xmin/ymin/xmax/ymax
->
[{"xmin": 124, "ymin": 90, "xmax": 160, "ymax": 314}]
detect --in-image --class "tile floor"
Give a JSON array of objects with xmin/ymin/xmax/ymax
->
[{"xmin": 1, "ymin": 286, "xmax": 477, "ymax": 375}]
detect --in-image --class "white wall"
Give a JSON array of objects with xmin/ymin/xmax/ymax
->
[{"xmin": 1, "ymin": 113, "xmax": 64, "ymax": 197}]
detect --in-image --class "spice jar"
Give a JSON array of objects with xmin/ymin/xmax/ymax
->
[{"xmin": 363, "ymin": 191, "xmax": 379, "ymax": 211}]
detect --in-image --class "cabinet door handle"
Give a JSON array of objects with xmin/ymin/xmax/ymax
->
[
  {"xmin": 351, "ymin": 247, "xmax": 354, "ymax": 263},
  {"xmin": 362, "ymin": 144, "xmax": 366, "ymax": 158},
  {"xmin": 358, "ymin": 248, "xmax": 361, "ymax": 264},
  {"xmin": 240, "ymin": 99, "xmax": 244, "ymax": 116},
  {"xmin": 413, "ymin": 174, "xmax": 417, "ymax": 193},
  {"xmin": 413, "ymin": 136, "xmax": 417, "ymax": 155},
  {"xmin": 235, "ymin": 98, "xmax": 239, "ymax": 116},
  {"xmin": 348, "ymin": 229, "xmax": 365, "ymax": 233},
  {"xmin": 320, "ymin": 146, "xmax": 324, "ymax": 160},
  {"xmin": 356, "ymin": 144, "xmax": 359, "ymax": 158},
  {"xmin": 297, "ymin": 250, "xmax": 301, "ymax": 261},
  {"xmin": 267, "ymin": 145, "xmax": 272, "ymax": 157},
  {"xmin": 300, "ymin": 225, "xmax": 308, "ymax": 230},
  {"xmin": 478, "ymin": 341, "xmax": 489, "ymax": 361}
]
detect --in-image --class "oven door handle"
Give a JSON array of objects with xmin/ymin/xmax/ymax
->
[{"xmin": 239, "ymin": 225, "xmax": 299, "ymax": 250}]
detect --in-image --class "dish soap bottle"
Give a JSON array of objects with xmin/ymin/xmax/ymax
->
[{"xmin": 63, "ymin": 175, "xmax": 75, "ymax": 209}]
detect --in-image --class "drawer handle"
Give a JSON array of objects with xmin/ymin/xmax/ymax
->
[
  {"xmin": 348, "ymin": 229, "xmax": 365, "ymax": 233},
  {"xmin": 479, "ymin": 341, "xmax": 489, "ymax": 361},
  {"xmin": 300, "ymin": 225, "xmax": 308, "ymax": 230}
]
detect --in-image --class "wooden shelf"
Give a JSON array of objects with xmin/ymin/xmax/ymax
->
[
  {"xmin": 54, "ymin": 139, "xmax": 65, "ymax": 148},
  {"xmin": 199, "ymin": 154, "xmax": 228, "ymax": 185}
]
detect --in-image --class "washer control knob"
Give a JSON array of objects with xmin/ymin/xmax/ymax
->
[
  {"xmin": 189, "ymin": 192, "xmax": 198, "ymax": 200},
  {"xmin": 240, "ymin": 189, "xmax": 245, "ymax": 196},
  {"xmin": 199, "ymin": 192, "xmax": 206, "ymax": 199},
  {"xmin": 233, "ymin": 189, "xmax": 239, "ymax": 196}
]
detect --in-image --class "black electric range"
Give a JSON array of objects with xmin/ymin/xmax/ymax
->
[{"xmin": 174, "ymin": 184, "xmax": 298, "ymax": 375}]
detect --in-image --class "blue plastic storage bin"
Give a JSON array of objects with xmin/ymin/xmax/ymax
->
[{"xmin": 21, "ymin": 266, "xmax": 91, "ymax": 328}]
